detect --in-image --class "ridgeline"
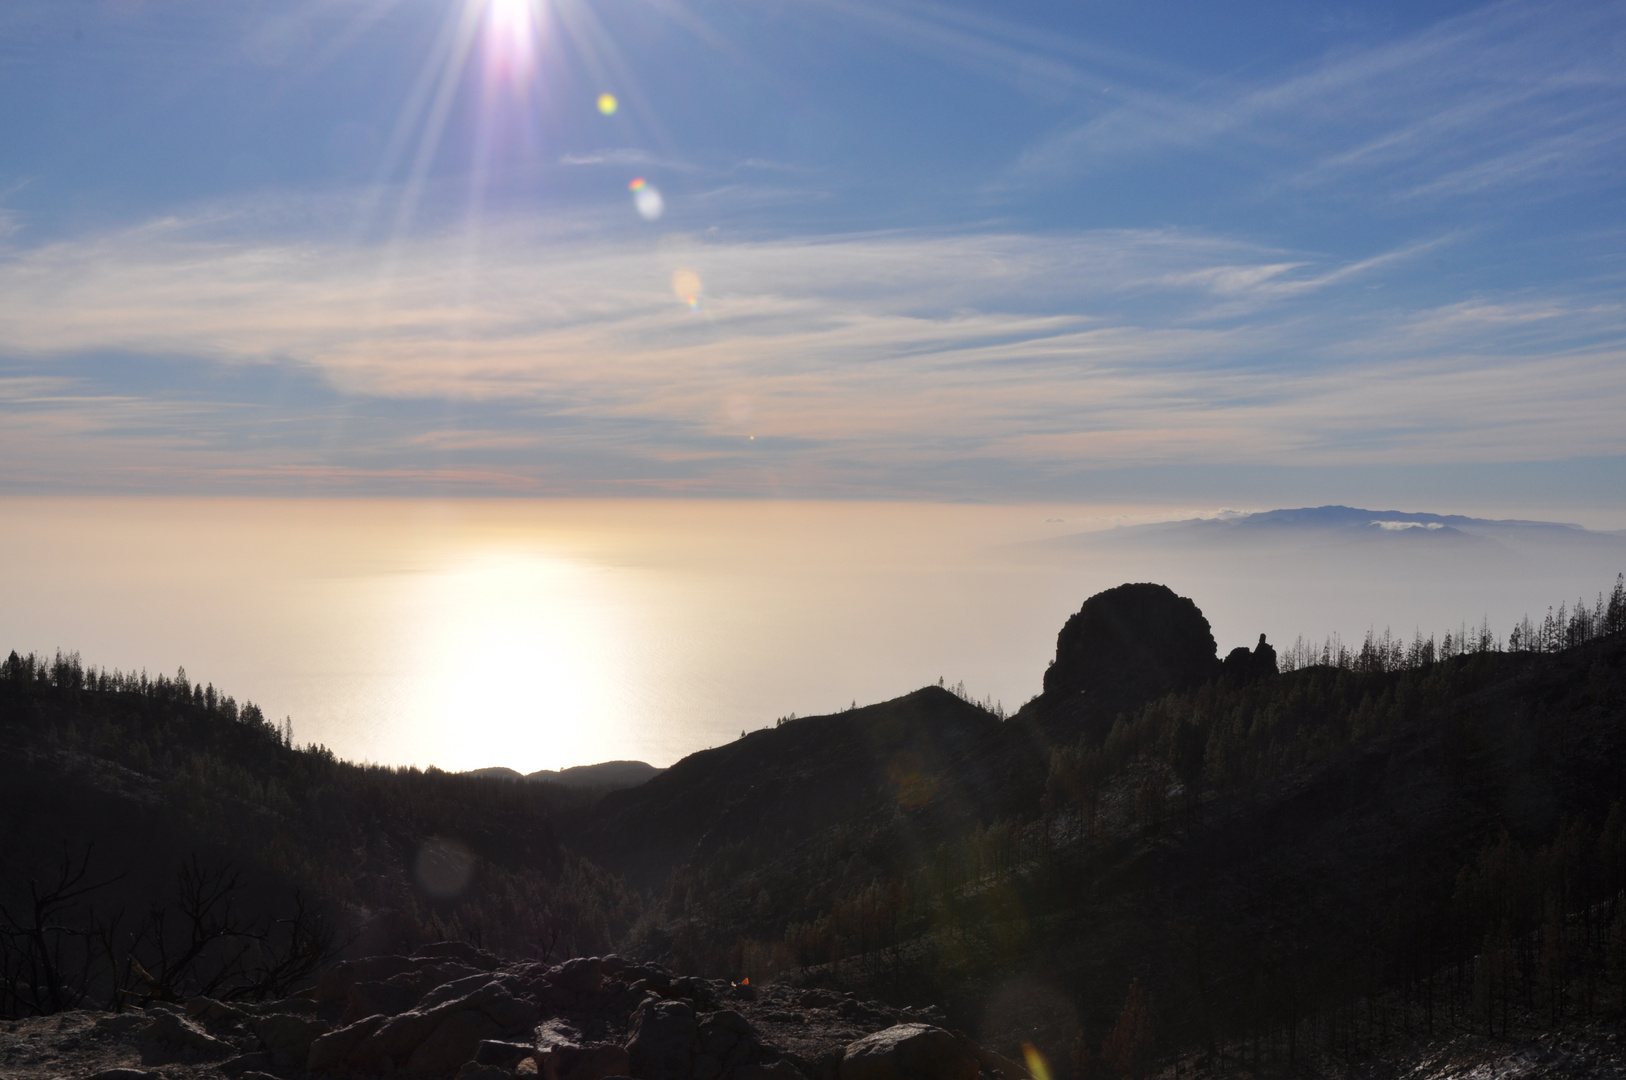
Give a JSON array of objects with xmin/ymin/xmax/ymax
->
[{"xmin": 4, "ymin": 576, "xmax": 1626, "ymax": 1080}]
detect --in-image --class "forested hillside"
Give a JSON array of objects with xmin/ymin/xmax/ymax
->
[
  {"xmin": 0, "ymin": 657, "xmax": 638, "ymax": 1017},
  {"xmin": 4, "ymin": 576, "xmax": 1625, "ymax": 1078}
]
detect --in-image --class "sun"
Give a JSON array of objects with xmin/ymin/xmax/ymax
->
[
  {"xmin": 486, "ymin": 0, "xmax": 536, "ymax": 36},
  {"xmin": 480, "ymin": 0, "xmax": 542, "ymax": 83}
]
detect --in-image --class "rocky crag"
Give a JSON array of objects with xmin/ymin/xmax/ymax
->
[{"xmin": 0, "ymin": 943, "xmax": 1028, "ymax": 1080}]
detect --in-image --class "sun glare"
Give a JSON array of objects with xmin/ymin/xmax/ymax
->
[
  {"xmin": 412, "ymin": 551, "xmax": 626, "ymax": 772},
  {"xmin": 481, "ymin": 0, "xmax": 541, "ymax": 82}
]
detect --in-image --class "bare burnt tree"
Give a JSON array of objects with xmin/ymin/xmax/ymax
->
[
  {"xmin": 0, "ymin": 843, "xmax": 123, "ymax": 1017},
  {"xmin": 123, "ymin": 855, "xmax": 336, "ymax": 1004},
  {"xmin": 1, "ymin": 849, "xmax": 336, "ymax": 1016}
]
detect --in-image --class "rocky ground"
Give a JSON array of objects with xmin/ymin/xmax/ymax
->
[
  {"xmin": 10, "ymin": 943, "xmax": 1626, "ymax": 1080},
  {"xmin": 1156, "ymin": 1021, "xmax": 1626, "ymax": 1080},
  {"xmin": 0, "ymin": 944, "xmax": 1025, "ymax": 1080}
]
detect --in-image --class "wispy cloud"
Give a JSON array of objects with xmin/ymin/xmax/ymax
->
[
  {"xmin": 560, "ymin": 148, "xmax": 696, "ymax": 171},
  {"xmin": 0, "ymin": 202, "xmax": 1622, "ymax": 494},
  {"xmin": 1012, "ymin": 0, "xmax": 1626, "ymax": 203}
]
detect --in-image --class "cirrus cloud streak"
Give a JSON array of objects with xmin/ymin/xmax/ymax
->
[{"xmin": 1, "ymin": 207, "xmax": 1623, "ymax": 495}]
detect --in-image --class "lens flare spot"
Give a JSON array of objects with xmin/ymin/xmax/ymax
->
[
  {"xmin": 598, "ymin": 93, "xmax": 618, "ymax": 115},
  {"xmin": 672, "ymin": 268, "xmax": 702, "ymax": 310},
  {"xmin": 887, "ymin": 752, "xmax": 938, "ymax": 809},
  {"xmin": 415, "ymin": 836, "xmax": 476, "ymax": 898},
  {"xmin": 1022, "ymin": 1044, "xmax": 1053, "ymax": 1080},
  {"xmin": 631, "ymin": 180, "xmax": 664, "ymax": 221}
]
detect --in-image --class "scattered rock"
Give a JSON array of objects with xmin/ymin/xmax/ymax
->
[
  {"xmin": 546, "ymin": 957, "xmax": 606, "ymax": 995},
  {"xmin": 93, "ymin": 1013, "xmax": 149, "ymax": 1035},
  {"xmin": 185, "ymin": 996, "xmax": 247, "ymax": 1022},
  {"xmin": 137, "ymin": 1010, "xmax": 235, "ymax": 1062},
  {"xmin": 623, "ymin": 966, "xmax": 672, "ymax": 994},
  {"xmin": 0, "ymin": 951, "xmax": 987, "ymax": 1080},
  {"xmin": 406, "ymin": 1008, "xmax": 505, "ymax": 1078},
  {"xmin": 415, "ymin": 940, "xmax": 502, "ymax": 971},
  {"xmin": 456, "ymin": 1066, "xmax": 516, "ymax": 1080},
  {"xmin": 251, "ymin": 1011, "xmax": 328, "ymax": 1057},
  {"xmin": 544, "ymin": 1043, "xmax": 633, "ymax": 1080},
  {"xmin": 349, "ymin": 977, "xmax": 424, "ymax": 1021},
  {"xmin": 341, "ymin": 980, "xmax": 539, "ymax": 1075},
  {"xmin": 953, "ymin": 1033, "xmax": 1031, "ymax": 1080},
  {"xmin": 346, "ymin": 1009, "xmax": 446, "ymax": 1071},
  {"xmin": 839, "ymin": 1024, "xmax": 977, "ymax": 1080},
  {"xmin": 627, "ymin": 998, "xmax": 697, "ymax": 1080},
  {"xmin": 798, "ymin": 991, "xmax": 843, "ymax": 1009},
  {"xmin": 671, "ymin": 977, "xmax": 716, "ymax": 1009},
  {"xmin": 537, "ymin": 1017, "xmax": 587, "ymax": 1050},
  {"xmin": 475, "ymin": 1038, "xmax": 540, "ymax": 1069},
  {"xmin": 86, "ymin": 1069, "xmax": 162, "ymax": 1080},
  {"xmin": 734, "ymin": 1063, "xmax": 805, "ymax": 1080},
  {"xmin": 316, "ymin": 954, "xmax": 424, "ymax": 1005},
  {"xmin": 308, "ymin": 1014, "xmax": 386, "ymax": 1071},
  {"xmin": 252, "ymin": 995, "xmax": 320, "ymax": 1016},
  {"xmin": 221, "ymin": 1051, "xmax": 275, "ymax": 1076},
  {"xmin": 421, "ymin": 973, "xmax": 511, "ymax": 1011}
]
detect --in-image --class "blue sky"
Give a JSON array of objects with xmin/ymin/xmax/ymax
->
[{"xmin": 2, "ymin": 0, "xmax": 1624, "ymax": 506}]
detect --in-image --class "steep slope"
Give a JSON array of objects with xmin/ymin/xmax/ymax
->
[{"xmin": 563, "ymin": 687, "xmax": 1047, "ymax": 887}]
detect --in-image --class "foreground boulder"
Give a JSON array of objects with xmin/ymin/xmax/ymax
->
[
  {"xmin": 332, "ymin": 980, "xmax": 539, "ymax": 1075},
  {"xmin": 541, "ymin": 1043, "xmax": 632, "ymax": 1080},
  {"xmin": 546, "ymin": 957, "xmax": 605, "ymax": 995},
  {"xmin": 839, "ymin": 1025, "xmax": 979, "ymax": 1080},
  {"xmin": 627, "ymin": 999, "xmax": 698, "ymax": 1080}
]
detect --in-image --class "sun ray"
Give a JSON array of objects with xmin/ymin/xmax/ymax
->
[
  {"xmin": 391, "ymin": 3, "xmax": 485, "ymax": 237},
  {"xmin": 301, "ymin": 0, "xmax": 413, "ymax": 84}
]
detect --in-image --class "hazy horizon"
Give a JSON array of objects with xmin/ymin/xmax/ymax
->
[{"xmin": 5, "ymin": 496, "xmax": 1621, "ymax": 775}]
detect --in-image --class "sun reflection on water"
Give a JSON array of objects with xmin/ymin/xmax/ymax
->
[{"xmin": 410, "ymin": 550, "xmax": 627, "ymax": 772}]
